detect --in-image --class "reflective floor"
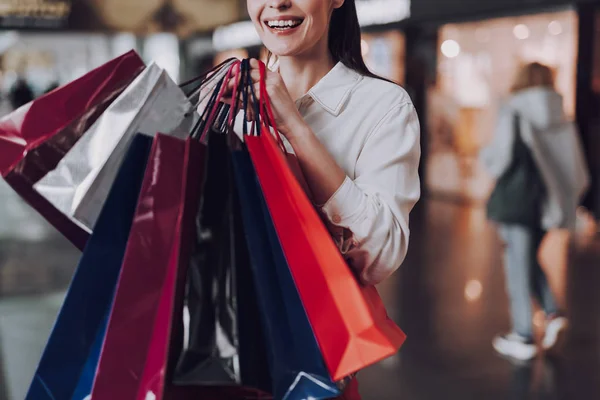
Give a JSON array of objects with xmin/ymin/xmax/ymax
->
[
  {"xmin": 1, "ymin": 199, "xmax": 599, "ymax": 400},
  {"xmin": 360, "ymin": 200, "xmax": 600, "ymax": 400}
]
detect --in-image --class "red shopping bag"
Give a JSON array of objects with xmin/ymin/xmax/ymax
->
[
  {"xmin": 245, "ymin": 62, "xmax": 406, "ymax": 381},
  {"xmin": 94, "ymin": 147, "xmax": 272, "ymax": 400},
  {"xmin": 93, "ymin": 61, "xmax": 271, "ymax": 399},
  {"xmin": 0, "ymin": 50, "xmax": 145, "ymax": 249},
  {"xmin": 136, "ymin": 140, "xmax": 203, "ymax": 400},
  {"xmin": 337, "ymin": 378, "xmax": 361, "ymax": 400}
]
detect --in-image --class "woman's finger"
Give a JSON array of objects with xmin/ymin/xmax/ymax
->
[
  {"xmin": 253, "ymin": 82, "xmax": 263, "ymax": 98},
  {"xmin": 248, "ymin": 68, "xmax": 261, "ymax": 84},
  {"xmin": 246, "ymin": 107, "xmax": 256, "ymax": 122},
  {"xmin": 225, "ymin": 79, "xmax": 234, "ymax": 91},
  {"xmin": 249, "ymin": 58, "xmax": 261, "ymax": 69},
  {"xmin": 219, "ymin": 96, "xmax": 245, "ymax": 112}
]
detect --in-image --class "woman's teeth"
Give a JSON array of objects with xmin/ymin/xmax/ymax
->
[{"xmin": 266, "ymin": 20, "xmax": 302, "ymax": 29}]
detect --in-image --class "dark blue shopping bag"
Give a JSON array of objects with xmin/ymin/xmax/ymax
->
[
  {"xmin": 231, "ymin": 147, "xmax": 341, "ymax": 400},
  {"xmin": 71, "ymin": 312, "xmax": 109, "ymax": 400},
  {"xmin": 25, "ymin": 134, "xmax": 153, "ymax": 400}
]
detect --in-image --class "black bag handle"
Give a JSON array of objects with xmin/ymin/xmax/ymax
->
[
  {"xmin": 190, "ymin": 74, "xmax": 226, "ymax": 139},
  {"xmin": 183, "ymin": 60, "xmax": 237, "ymax": 119},
  {"xmin": 179, "ymin": 57, "xmax": 237, "ymax": 94},
  {"xmin": 224, "ymin": 59, "xmax": 260, "ymax": 137},
  {"xmin": 219, "ymin": 60, "xmax": 248, "ymax": 133},
  {"xmin": 240, "ymin": 59, "xmax": 250, "ymax": 136},
  {"xmin": 244, "ymin": 59, "xmax": 261, "ymax": 136}
]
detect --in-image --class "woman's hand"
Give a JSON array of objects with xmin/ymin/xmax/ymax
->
[
  {"xmin": 217, "ymin": 59, "xmax": 307, "ymax": 139},
  {"xmin": 247, "ymin": 59, "xmax": 307, "ymax": 139},
  {"xmin": 217, "ymin": 59, "xmax": 346, "ymax": 206},
  {"xmin": 197, "ymin": 58, "xmax": 307, "ymax": 139}
]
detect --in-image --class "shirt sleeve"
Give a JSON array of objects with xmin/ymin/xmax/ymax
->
[
  {"xmin": 479, "ymin": 105, "xmax": 515, "ymax": 178},
  {"xmin": 320, "ymin": 102, "xmax": 421, "ymax": 285}
]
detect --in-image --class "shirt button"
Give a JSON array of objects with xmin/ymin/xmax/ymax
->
[{"xmin": 332, "ymin": 215, "xmax": 342, "ymax": 224}]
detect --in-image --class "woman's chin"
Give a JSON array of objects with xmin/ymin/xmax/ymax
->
[
  {"xmin": 263, "ymin": 39, "xmax": 305, "ymax": 58},
  {"xmin": 269, "ymin": 49, "xmax": 297, "ymax": 58}
]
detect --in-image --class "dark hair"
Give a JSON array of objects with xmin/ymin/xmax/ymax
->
[{"xmin": 329, "ymin": 0, "xmax": 393, "ymax": 83}]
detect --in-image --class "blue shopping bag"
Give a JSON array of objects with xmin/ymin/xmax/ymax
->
[
  {"xmin": 231, "ymin": 146, "xmax": 341, "ymax": 400},
  {"xmin": 25, "ymin": 134, "xmax": 153, "ymax": 400},
  {"xmin": 71, "ymin": 313, "xmax": 109, "ymax": 400}
]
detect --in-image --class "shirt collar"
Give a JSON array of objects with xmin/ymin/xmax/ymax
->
[{"xmin": 301, "ymin": 62, "xmax": 363, "ymax": 116}]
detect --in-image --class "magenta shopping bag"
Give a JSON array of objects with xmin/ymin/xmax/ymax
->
[
  {"xmin": 90, "ymin": 134, "xmax": 191, "ymax": 400},
  {"xmin": 0, "ymin": 50, "xmax": 145, "ymax": 249}
]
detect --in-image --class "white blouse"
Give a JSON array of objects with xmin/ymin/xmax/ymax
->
[
  {"xmin": 228, "ymin": 62, "xmax": 421, "ymax": 285},
  {"xmin": 291, "ymin": 62, "xmax": 421, "ymax": 285}
]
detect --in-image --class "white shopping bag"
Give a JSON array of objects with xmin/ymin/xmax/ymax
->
[
  {"xmin": 34, "ymin": 62, "xmax": 199, "ymax": 232},
  {"xmin": 528, "ymin": 120, "xmax": 591, "ymax": 229}
]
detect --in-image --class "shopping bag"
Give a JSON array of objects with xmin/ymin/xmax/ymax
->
[
  {"xmin": 0, "ymin": 50, "xmax": 145, "ymax": 249},
  {"xmin": 226, "ymin": 59, "xmax": 339, "ymax": 399},
  {"xmin": 174, "ymin": 128, "xmax": 271, "ymax": 392},
  {"xmin": 136, "ymin": 60, "xmax": 245, "ymax": 400},
  {"xmin": 90, "ymin": 134, "xmax": 191, "ymax": 400},
  {"xmin": 25, "ymin": 134, "xmax": 153, "ymax": 400},
  {"xmin": 134, "ymin": 137, "xmax": 206, "ymax": 400},
  {"xmin": 231, "ymin": 145, "xmax": 341, "ymax": 400},
  {"xmin": 94, "ymin": 61, "xmax": 268, "ymax": 399},
  {"xmin": 532, "ymin": 121, "xmax": 590, "ymax": 201},
  {"xmin": 71, "ymin": 313, "xmax": 110, "ymax": 400},
  {"xmin": 337, "ymin": 379, "xmax": 362, "ymax": 400},
  {"xmin": 34, "ymin": 62, "xmax": 199, "ymax": 233},
  {"xmin": 245, "ymin": 61, "xmax": 406, "ymax": 381}
]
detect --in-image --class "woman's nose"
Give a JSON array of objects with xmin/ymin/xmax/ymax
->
[{"xmin": 267, "ymin": 0, "xmax": 292, "ymax": 10}]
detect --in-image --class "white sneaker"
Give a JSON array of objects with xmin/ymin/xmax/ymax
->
[
  {"xmin": 493, "ymin": 333, "xmax": 538, "ymax": 360},
  {"xmin": 542, "ymin": 316, "xmax": 568, "ymax": 351}
]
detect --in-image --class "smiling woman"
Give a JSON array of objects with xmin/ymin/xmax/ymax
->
[
  {"xmin": 241, "ymin": 0, "xmax": 420, "ymax": 286},
  {"xmin": 233, "ymin": 2, "xmax": 421, "ymax": 394}
]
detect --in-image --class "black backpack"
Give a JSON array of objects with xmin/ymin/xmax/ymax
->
[{"xmin": 486, "ymin": 114, "xmax": 546, "ymax": 227}]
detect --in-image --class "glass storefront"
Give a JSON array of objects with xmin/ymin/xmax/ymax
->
[{"xmin": 426, "ymin": 10, "xmax": 579, "ymax": 202}]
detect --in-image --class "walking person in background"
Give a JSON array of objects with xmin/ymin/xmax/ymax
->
[{"xmin": 481, "ymin": 62, "xmax": 585, "ymax": 361}]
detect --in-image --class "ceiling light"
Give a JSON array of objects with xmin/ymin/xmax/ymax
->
[
  {"xmin": 464, "ymin": 280, "xmax": 483, "ymax": 302},
  {"xmin": 513, "ymin": 24, "xmax": 530, "ymax": 40},
  {"xmin": 441, "ymin": 39, "xmax": 461, "ymax": 58},
  {"xmin": 548, "ymin": 21, "xmax": 563, "ymax": 35}
]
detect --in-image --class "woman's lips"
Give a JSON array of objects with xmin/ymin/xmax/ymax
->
[{"xmin": 264, "ymin": 18, "xmax": 304, "ymax": 34}]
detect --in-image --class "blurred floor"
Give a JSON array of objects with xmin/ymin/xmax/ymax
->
[
  {"xmin": 0, "ymin": 199, "xmax": 599, "ymax": 400},
  {"xmin": 0, "ymin": 293, "xmax": 65, "ymax": 400},
  {"xmin": 360, "ymin": 200, "xmax": 600, "ymax": 400}
]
